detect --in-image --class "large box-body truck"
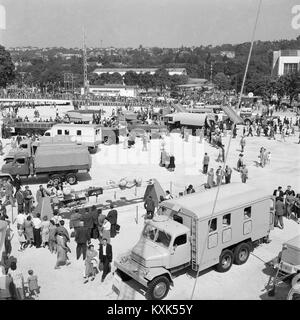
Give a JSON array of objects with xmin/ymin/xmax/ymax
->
[
  {"xmin": 1, "ymin": 142, "xmax": 92, "ymax": 185},
  {"xmin": 114, "ymin": 184, "xmax": 275, "ymax": 300}
]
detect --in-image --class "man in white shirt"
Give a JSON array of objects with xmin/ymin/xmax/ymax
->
[
  {"xmin": 32, "ymin": 213, "xmax": 42, "ymax": 248},
  {"xmin": 102, "ymin": 218, "xmax": 111, "ymax": 244}
]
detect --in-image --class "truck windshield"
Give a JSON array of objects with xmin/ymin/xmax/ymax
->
[{"xmin": 142, "ymin": 225, "xmax": 171, "ymax": 248}]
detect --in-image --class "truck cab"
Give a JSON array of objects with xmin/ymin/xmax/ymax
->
[
  {"xmin": 114, "ymin": 215, "xmax": 191, "ymax": 300},
  {"xmin": 2, "ymin": 152, "xmax": 30, "ymax": 177}
]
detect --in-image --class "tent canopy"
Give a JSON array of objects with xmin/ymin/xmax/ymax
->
[{"xmin": 143, "ymin": 179, "xmax": 166, "ymax": 207}]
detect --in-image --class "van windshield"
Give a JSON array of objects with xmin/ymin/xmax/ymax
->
[{"xmin": 142, "ymin": 224, "xmax": 171, "ymax": 248}]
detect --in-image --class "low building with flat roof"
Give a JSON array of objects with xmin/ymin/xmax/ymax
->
[
  {"xmin": 81, "ymin": 84, "xmax": 138, "ymax": 98},
  {"xmin": 93, "ymin": 67, "xmax": 187, "ymax": 76},
  {"xmin": 272, "ymin": 50, "xmax": 300, "ymax": 76}
]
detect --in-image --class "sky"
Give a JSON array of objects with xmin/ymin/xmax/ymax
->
[{"xmin": 0, "ymin": 0, "xmax": 299, "ymax": 48}]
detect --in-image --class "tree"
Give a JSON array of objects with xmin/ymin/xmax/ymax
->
[
  {"xmin": 214, "ymin": 72, "xmax": 231, "ymax": 90},
  {"xmin": 281, "ymin": 72, "xmax": 300, "ymax": 106},
  {"xmin": 154, "ymin": 68, "xmax": 170, "ymax": 92},
  {"xmin": 138, "ymin": 72, "xmax": 154, "ymax": 91},
  {"xmin": 124, "ymin": 71, "xmax": 139, "ymax": 86},
  {"xmin": 0, "ymin": 45, "xmax": 15, "ymax": 88}
]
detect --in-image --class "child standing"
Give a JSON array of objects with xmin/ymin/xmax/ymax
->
[
  {"xmin": 17, "ymin": 228, "xmax": 27, "ymax": 251},
  {"xmin": 27, "ymin": 270, "xmax": 39, "ymax": 299}
]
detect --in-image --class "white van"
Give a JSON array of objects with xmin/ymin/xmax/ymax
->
[{"xmin": 44, "ymin": 124, "xmax": 102, "ymax": 153}]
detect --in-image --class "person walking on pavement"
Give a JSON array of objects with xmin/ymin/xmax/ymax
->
[
  {"xmin": 144, "ymin": 195, "xmax": 155, "ymax": 219},
  {"xmin": 207, "ymin": 168, "xmax": 215, "ymax": 188},
  {"xmin": 75, "ymin": 221, "xmax": 89, "ymax": 260},
  {"xmin": 97, "ymin": 208, "xmax": 106, "ymax": 241},
  {"xmin": 275, "ymin": 198, "xmax": 285, "ymax": 229},
  {"xmin": 80, "ymin": 208, "xmax": 93, "ymax": 243},
  {"xmin": 224, "ymin": 165, "xmax": 232, "ymax": 184},
  {"xmin": 24, "ymin": 186, "xmax": 33, "ymax": 214},
  {"xmin": 240, "ymin": 164, "xmax": 248, "ymax": 183},
  {"xmin": 240, "ymin": 136, "xmax": 246, "ymax": 153},
  {"xmin": 106, "ymin": 204, "xmax": 118, "ymax": 238},
  {"xmin": 216, "ymin": 166, "xmax": 223, "ymax": 185},
  {"xmin": 99, "ymin": 238, "xmax": 112, "ymax": 283},
  {"xmin": 16, "ymin": 187, "xmax": 24, "ymax": 214},
  {"xmin": 202, "ymin": 153, "xmax": 210, "ymax": 174}
]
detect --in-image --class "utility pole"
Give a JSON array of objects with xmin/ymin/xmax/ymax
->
[
  {"xmin": 83, "ymin": 28, "xmax": 89, "ymax": 108},
  {"xmin": 210, "ymin": 62, "xmax": 213, "ymax": 83}
]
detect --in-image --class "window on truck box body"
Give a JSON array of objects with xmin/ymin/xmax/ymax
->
[
  {"xmin": 244, "ymin": 206, "xmax": 252, "ymax": 219},
  {"xmin": 222, "ymin": 213, "xmax": 231, "ymax": 227},
  {"xmin": 209, "ymin": 218, "xmax": 217, "ymax": 233}
]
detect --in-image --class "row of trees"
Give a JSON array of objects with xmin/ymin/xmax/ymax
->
[{"xmin": 89, "ymin": 69, "xmax": 188, "ymax": 91}]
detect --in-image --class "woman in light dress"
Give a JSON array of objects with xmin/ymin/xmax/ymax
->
[{"xmin": 54, "ymin": 234, "xmax": 71, "ymax": 269}]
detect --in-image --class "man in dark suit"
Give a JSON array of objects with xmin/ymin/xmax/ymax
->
[
  {"xmin": 75, "ymin": 221, "xmax": 89, "ymax": 260},
  {"xmin": 99, "ymin": 238, "xmax": 112, "ymax": 282},
  {"xmin": 106, "ymin": 204, "xmax": 118, "ymax": 238},
  {"xmin": 80, "ymin": 208, "xmax": 93, "ymax": 243}
]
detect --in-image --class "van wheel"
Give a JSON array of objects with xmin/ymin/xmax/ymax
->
[
  {"xmin": 216, "ymin": 249, "xmax": 233, "ymax": 273},
  {"xmin": 50, "ymin": 174, "xmax": 61, "ymax": 185},
  {"xmin": 66, "ymin": 173, "xmax": 77, "ymax": 185},
  {"xmin": 233, "ymin": 243, "xmax": 250, "ymax": 265},
  {"xmin": 146, "ymin": 276, "xmax": 170, "ymax": 300}
]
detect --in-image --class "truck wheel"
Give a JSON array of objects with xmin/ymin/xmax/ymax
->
[
  {"xmin": 103, "ymin": 136, "xmax": 113, "ymax": 145},
  {"xmin": 216, "ymin": 249, "xmax": 233, "ymax": 273},
  {"xmin": 116, "ymin": 269, "xmax": 132, "ymax": 282},
  {"xmin": 233, "ymin": 243, "xmax": 250, "ymax": 265},
  {"xmin": 88, "ymin": 146, "xmax": 98, "ymax": 154},
  {"xmin": 146, "ymin": 276, "xmax": 170, "ymax": 300},
  {"xmin": 291, "ymin": 273, "xmax": 300, "ymax": 287},
  {"xmin": 66, "ymin": 173, "xmax": 77, "ymax": 185},
  {"xmin": 50, "ymin": 174, "xmax": 61, "ymax": 185}
]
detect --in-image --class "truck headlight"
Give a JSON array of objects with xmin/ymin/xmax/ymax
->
[{"xmin": 120, "ymin": 255, "xmax": 129, "ymax": 264}]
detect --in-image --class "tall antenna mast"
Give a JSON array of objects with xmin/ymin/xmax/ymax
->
[{"xmin": 83, "ymin": 28, "xmax": 89, "ymax": 107}]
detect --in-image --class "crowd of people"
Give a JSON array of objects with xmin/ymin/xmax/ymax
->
[
  {"xmin": 0, "ymin": 170, "xmax": 121, "ymax": 299},
  {"xmin": 273, "ymin": 185, "xmax": 300, "ymax": 228}
]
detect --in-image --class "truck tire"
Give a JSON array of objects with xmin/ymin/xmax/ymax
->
[
  {"xmin": 146, "ymin": 276, "xmax": 170, "ymax": 300},
  {"xmin": 116, "ymin": 269, "xmax": 132, "ymax": 282},
  {"xmin": 50, "ymin": 174, "xmax": 62, "ymax": 185},
  {"xmin": 233, "ymin": 242, "xmax": 250, "ymax": 265},
  {"xmin": 88, "ymin": 146, "xmax": 98, "ymax": 154},
  {"xmin": 292, "ymin": 273, "xmax": 300, "ymax": 287},
  {"xmin": 216, "ymin": 249, "xmax": 234, "ymax": 273},
  {"xmin": 66, "ymin": 173, "xmax": 77, "ymax": 185},
  {"xmin": 103, "ymin": 136, "xmax": 113, "ymax": 146}
]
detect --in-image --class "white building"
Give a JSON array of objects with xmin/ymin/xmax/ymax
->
[
  {"xmin": 272, "ymin": 50, "xmax": 300, "ymax": 76},
  {"xmin": 81, "ymin": 84, "xmax": 138, "ymax": 98},
  {"xmin": 93, "ymin": 67, "xmax": 187, "ymax": 76}
]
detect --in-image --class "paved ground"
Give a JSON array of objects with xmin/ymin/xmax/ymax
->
[{"xmin": 1, "ymin": 110, "xmax": 299, "ymax": 300}]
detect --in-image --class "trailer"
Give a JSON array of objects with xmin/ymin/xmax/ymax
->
[{"xmin": 114, "ymin": 183, "xmax": 274, "ymax": 300}]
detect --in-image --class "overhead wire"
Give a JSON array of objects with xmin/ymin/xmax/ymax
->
[{"xmin": 190, "ymin": 0, "xmax": 263, "ymax": 300}]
